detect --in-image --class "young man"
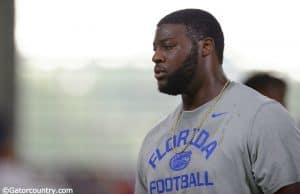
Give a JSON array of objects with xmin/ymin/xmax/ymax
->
[{"xmin": 135, "ymin": 9, "xmax": 300, "ymax": 194}]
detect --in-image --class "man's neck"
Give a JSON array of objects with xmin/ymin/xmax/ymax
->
[{"xmin": 181, "ymin": 78, "xmax": 228, "ymax": 111}]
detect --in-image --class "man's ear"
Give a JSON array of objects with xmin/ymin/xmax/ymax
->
[{"xmin": 198, "ymin": 37, "xmax": 215, "ymax": 57}]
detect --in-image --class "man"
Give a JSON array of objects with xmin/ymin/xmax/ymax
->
[
  {"xmin": 244, "ymin": 72, "xmax": 287, "ymax": 107},
  {"xmin": 135, "ymin": 9, "xmax": 300, "ymax": 194}
]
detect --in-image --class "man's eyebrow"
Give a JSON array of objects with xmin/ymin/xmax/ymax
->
[
  {"xmin": 153, "ymin": 38, "xmax": 175, "ymax": 46},
  {"xmin": 159, "ymin": 38, "xmax": 174, "ymax": 43}
]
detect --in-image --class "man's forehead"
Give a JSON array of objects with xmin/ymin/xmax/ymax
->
[{"xmin": 154, "ymin": 24, "xmax": 187, "ymax": 40}]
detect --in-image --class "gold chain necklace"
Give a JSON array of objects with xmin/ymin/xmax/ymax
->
[{"xmin": 170, "ymin": 80, "xmax": 231, "ymax": 154}]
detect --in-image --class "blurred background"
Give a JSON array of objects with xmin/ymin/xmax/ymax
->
[{"xmin": 1, "ymin": 0, "xmax": 300, "ymax": 193}]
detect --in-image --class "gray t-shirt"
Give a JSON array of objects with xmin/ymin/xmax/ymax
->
[{"xmin": 135, "ymin": 82, "xmax": 300, "ymax": 194}]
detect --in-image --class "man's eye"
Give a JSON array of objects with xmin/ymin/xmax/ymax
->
[{"xmin": 164, "ymin": 45, "xmax": 175, "ymax": 50}]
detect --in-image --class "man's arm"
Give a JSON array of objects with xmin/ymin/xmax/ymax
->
[
  {"xmin": 249, "ymin": 102, "xmax": 300, "ymax": 193},
  {"xmin": 275, "ymin": 182, "xmax": 300, "ymax": 194}
]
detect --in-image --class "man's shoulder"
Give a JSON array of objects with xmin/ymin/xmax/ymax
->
[
  {"xmin": 148, "ymin": 106, "xmax": 179, "ymax": 135},
  {"xmin": 139, "ymin": 105, "xmax": 180, "ymax": 150},
  {"xmin": 220, "ymin": 82, "xmax": 280, "ymax": 125},
  {"xmin": 228, "ymin": 82, "xmax": 275, "ymax": 109}
]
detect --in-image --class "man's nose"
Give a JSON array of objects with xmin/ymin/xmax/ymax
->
[{"xmin": 152, "ymin": 50, "xmax": 165, "ymax": 64}]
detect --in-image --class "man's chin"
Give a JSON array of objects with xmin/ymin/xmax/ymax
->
[{"xmin": 158, "ymin": 85, "xmax": 181, "ymax": 96}]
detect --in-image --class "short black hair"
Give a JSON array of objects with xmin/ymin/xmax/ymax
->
[
  {"xmin": 158, "ymin": 9, "xmax": 224, "ymax": 64},
  {"xmin": 244, "ymin": 72, "xmax": 287, "ymax": 91}
]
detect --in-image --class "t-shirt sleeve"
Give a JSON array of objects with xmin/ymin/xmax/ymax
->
[
  {"xmin": 249, "ymin": 102, "xmax": 300, "ymax": 194},
  {"xmin": 135, "ymin": 146, "xmax": 148, "ymax": 194}
]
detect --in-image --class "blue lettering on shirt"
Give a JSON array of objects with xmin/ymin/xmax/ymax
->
[
  {"xmin": 165, "ymin": 178, "xmax": 173, "ymax": 192},
  {"xmin": 191, "ymin": 129, "xmax": 209, "ymax": 149},
  {"xmin": 148, "ymin": 171, "xmax": 214, "ymax": 194},
  {"xmin": 148, "ymin": 128, "xmax": 218, "ymax": 170},
  {"xmin": 176, "ymin": 129, "xmax": 190, "ymax": 147}
]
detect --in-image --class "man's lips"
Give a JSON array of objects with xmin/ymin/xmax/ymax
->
[
  {"xmin": 154, "ymin": 65, "xmax": 167, "ymax": 80},
  {"xmin": 155, "ymin": 71, "xmax": 167, "ymax": 80}
]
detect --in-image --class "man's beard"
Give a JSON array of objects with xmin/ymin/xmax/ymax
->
[{"xmin": 159, "ymin": 45, "xmax": 198, "ymax": 95}]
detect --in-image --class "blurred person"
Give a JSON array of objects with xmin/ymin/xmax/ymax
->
[
  {"xmin": 0, "ymin": 116, "xmax": 39, "ymax": 187},
  {"xmin": 244, "ymin": 72, "xmax": 287, "ymax": 107},
  {"xmin": 0, "ymin": 115, "xmax": 67, "ymax": 189},
  {"xmin": 135, "ymin": 9, "xmax": 300, "ymax": 194}
]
